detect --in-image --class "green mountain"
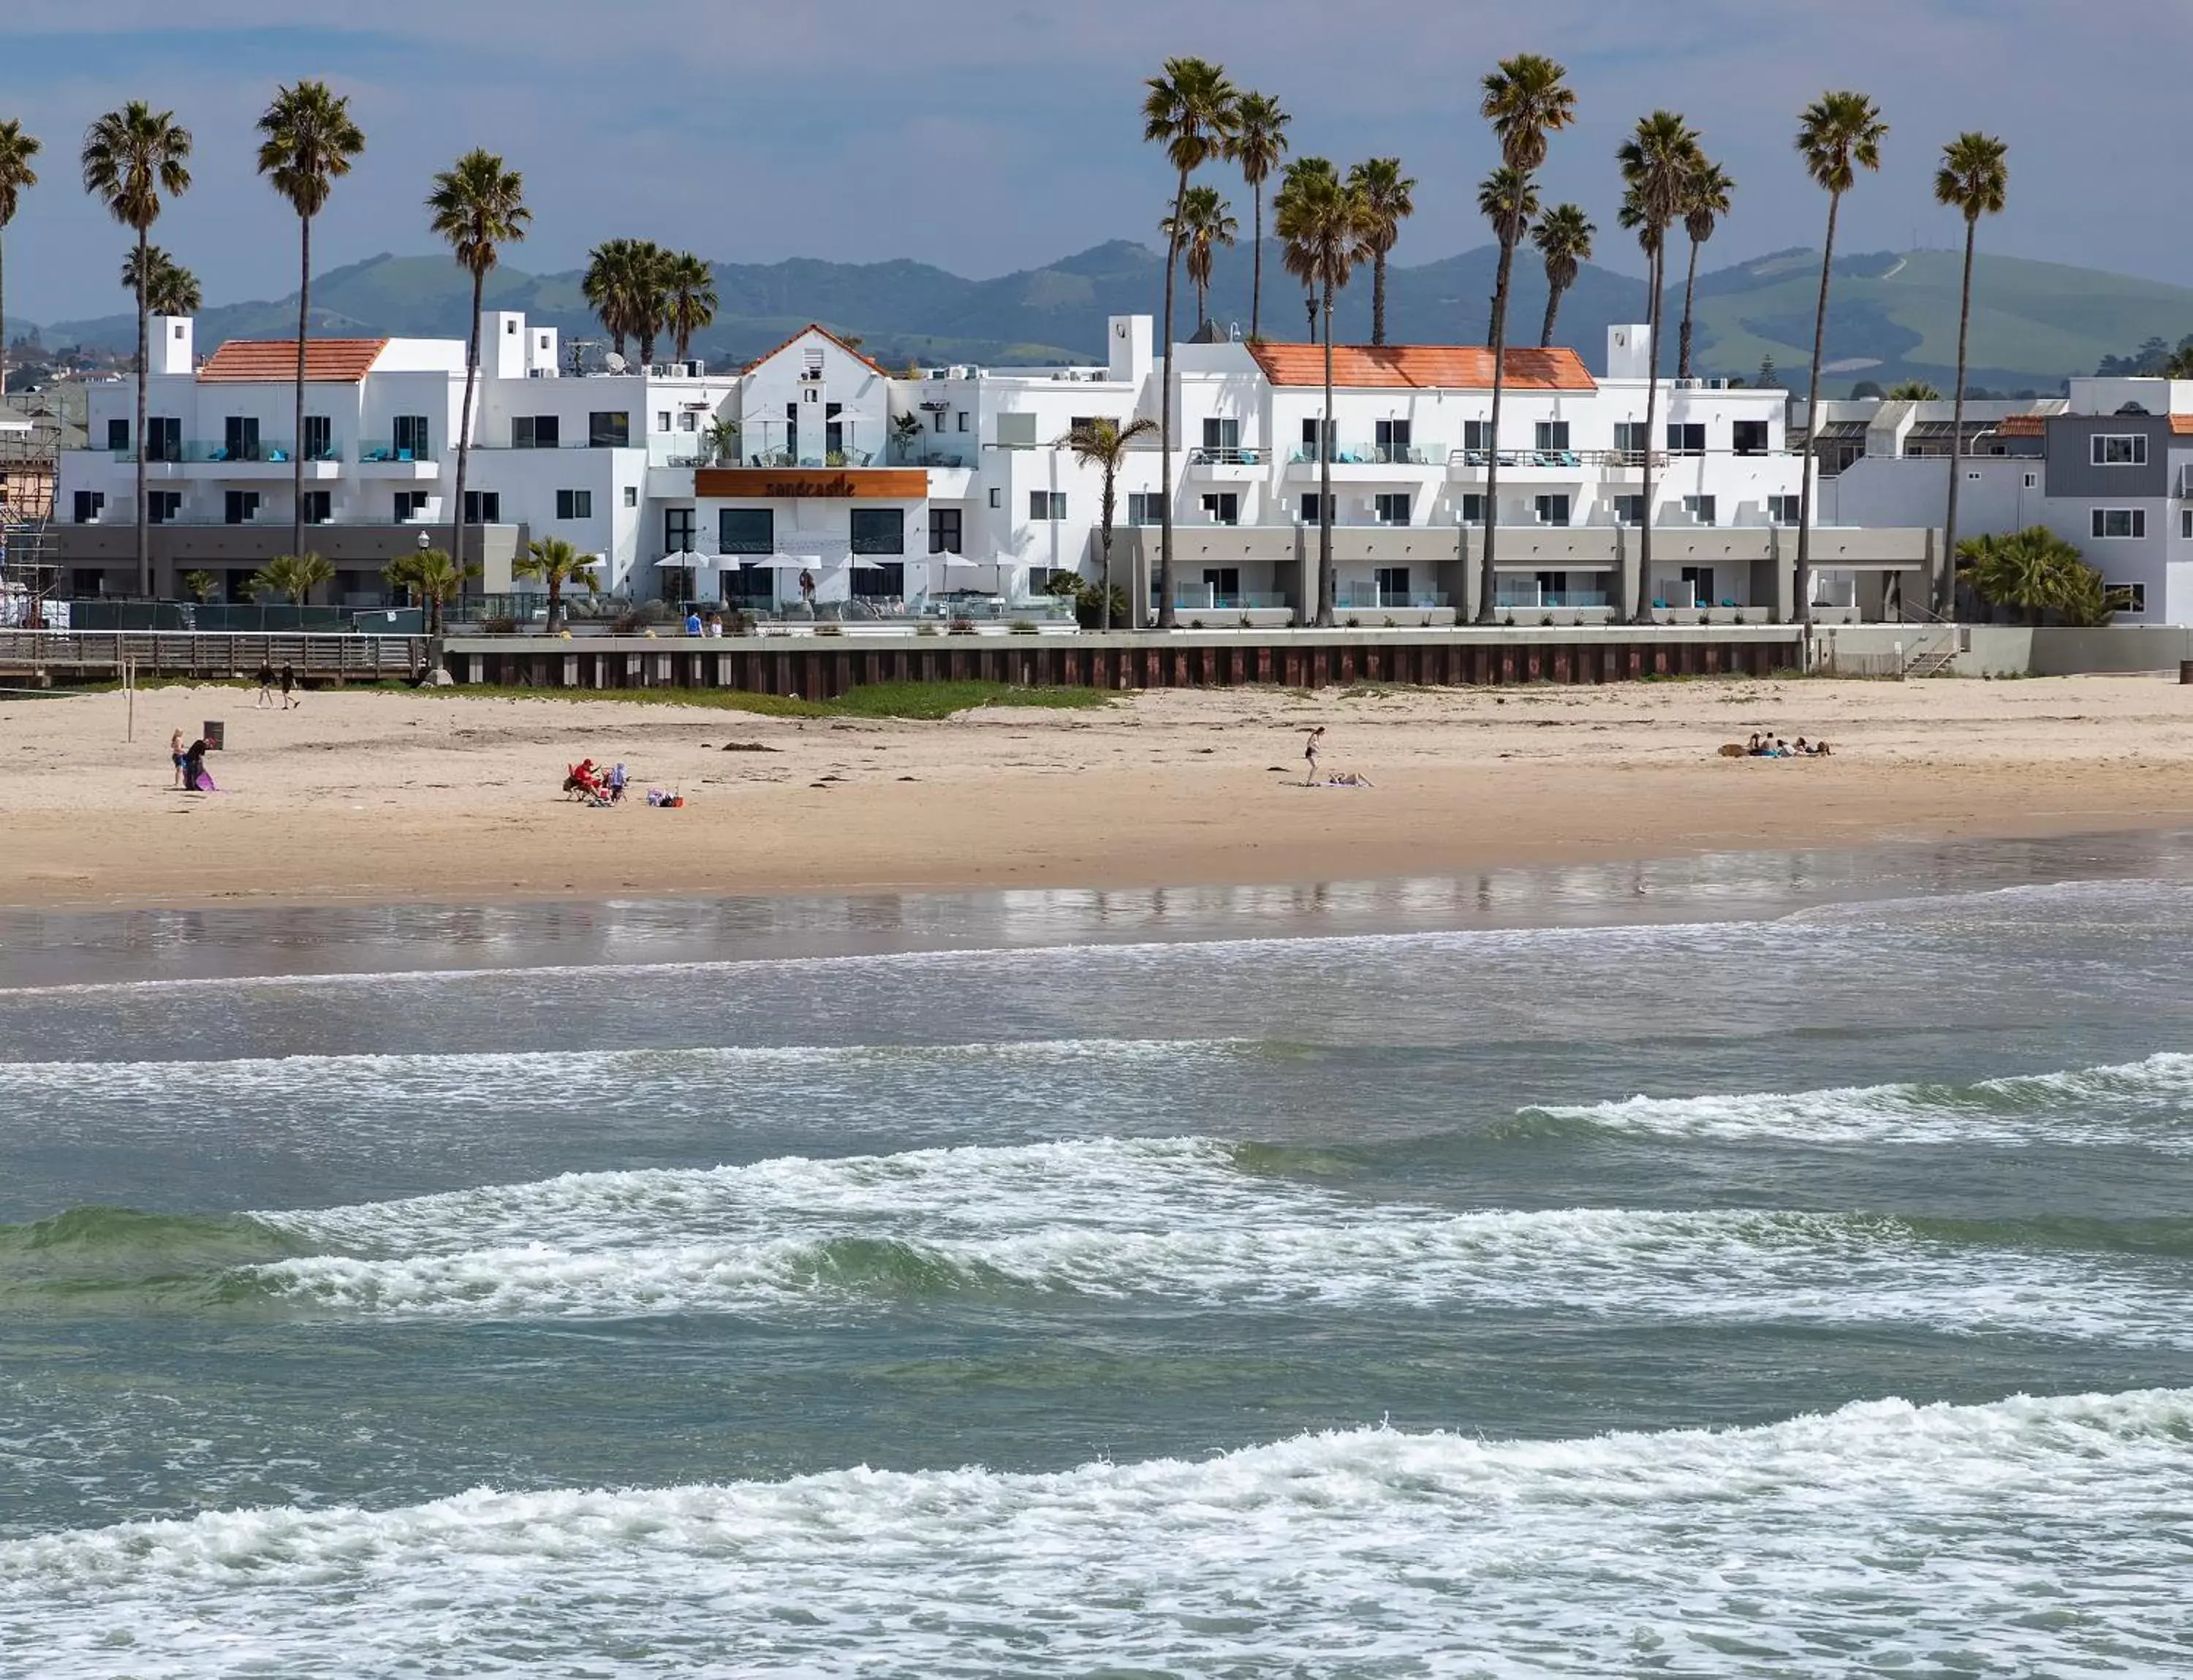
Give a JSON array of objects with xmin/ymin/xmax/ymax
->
[{"xmin": 33, "ymin": 242, "xmax": 2193, "ymax": 396}]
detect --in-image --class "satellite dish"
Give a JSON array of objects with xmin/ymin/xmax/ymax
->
[{"xmin": 603, "ymin": 352, "xmax": 629, "ymax": 375}]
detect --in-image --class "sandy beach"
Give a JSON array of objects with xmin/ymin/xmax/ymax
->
[{"xmin": 4, "ymin": 673, "xmax": 2192, "ymax": 912}]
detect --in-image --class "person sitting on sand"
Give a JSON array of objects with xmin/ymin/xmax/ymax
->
[
  {"xmin": 1743, "ymin": 733, "xmax": 1763, "ymax": 756},
  {"xmin": 1325, "ymin": 770, "xmax": 1375, "ymax": 787}
]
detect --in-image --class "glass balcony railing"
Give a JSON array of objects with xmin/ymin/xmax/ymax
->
[
  {"xmin": 111, "ymin": 439, "xmax": 306, "ymax": 465},
  {"xmin": 1188, "ymin": 445, "xmax": 1263, "ymax": 466},
  {"xmin": 1290, "ymin": 442, "xmax": 1431, "ymax": 466},
  {"xmin": 1333, "ymin": 588, "xmax": 1452, "ymax": 610},
  {"xmin": 1496, "ymin": 589, "xmax": 1611, "ymax": 609},
  {"xmin": 889, "ymin": 446, "xmax": 971, "ymax": 469},
  {"xmin": 1149, "ymin": 589, "xmax": 1289, "ymax": 611},
  {"xmin": 358, "ymin": 442, "xmax": 439, "ymax": 463}
]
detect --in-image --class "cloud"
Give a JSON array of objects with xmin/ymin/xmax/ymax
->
[{"xmin": 4, "ymin": 0, "xmax": 2189, "ymax": 327}]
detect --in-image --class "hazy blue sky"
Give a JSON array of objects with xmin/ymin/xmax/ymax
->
[{"xmin": 5, "ymin": 0, "xmax": 2186, "ymax": 325}]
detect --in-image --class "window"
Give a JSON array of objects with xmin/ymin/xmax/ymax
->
[
  {"xmin": 303, "ymin": 491, "xmax": 332, "ymax": 525},
  {"xmin": 146, "ymin": 417, "xmax": 181, "ymax": 463},
  {"xmin": 1375, "ymin": 418, "xmax": 1412, "ymax": 461},
  {"xmin": 72, "ymin": 491, "xmax": 104, "ymax": 523},
  {"xmin": 2182, "ymin": 508, "xmax": 2192, "ymax": 540},
  {"xmin": 464, "ymin": 491, "xmax": 502, "ymax": 525},
  {"xmin": 393, "ymin": 415, "xmax": 431, "ymax": 458},
  {"xmin": 1732, "ymin": 420, "xmax": 1770, "ymax": 456},
  {"xmin": 623, "ymin": 485, "xmax": 638, "ymax": 508},
  {"xmin": 656, "ymin": 411, "xmax": 673, "ymax": 433},
  {"xmin": 1681, "ymin": 566, "xmax": 1717, "ymax": 608},
  {"xmin": 1373, "ymin": 567, "xmax": 1410, "ymax": 604},
  {"xmin": 303, "ymin": 415, "xmax": 332, "ymax": 461},
  {"xmin": 224, "ymin": 490, "xmax": 260, "ymax": 525},
  {"xmin": 556, "ymin": 489, "xmax": 594, "ymax": 520},
  {"xmin": 957, "ymin": 412, "xmax": 970, "ymax": 433},
  {"xmin": 148, "ymin": 491, "xmax": 181, "ymax": 523},
  {"xmin": 106, "ymin": 418, "xmax": 129, "ymax": 453},
  {"xmin": 850, "ymin": 507, "xmax": 906, "ymax": 554},
  {"xmin": 1201, "ymin": 567, "xmax": 1241, "ymax": 602},
  {"xmin": 511, "ymin": 415, "xmax": 560, "ymax": 450},
  {"xmin": 852, "ymin": 561, "xmax": 905, "ymax": 600},
  {"xmin": 72, "ymin": 568, "xmax": 105, "ymax": 598},
  {"xmin": 1613, "ymin": 494, "xmax": 1645, "ymax": 526},
  {"xmin": 1463, "ymin": 420, "xmax": 1491, "ymax": 452},
  {"xmin": 2023, "ymin": 472, "xmax": 2039, "ymax": 489},
  {"xmin": 1612, "ymin": 423, "xmax": 1648, "ymax": 461},
  {"xmin": 1534, "ymin": 420, "xmax": 1569, "ymax": 452},
  {"xmin": 223, "ymin": 416, "xmax": 261, "ymax": 462},
  {"xmin": 1300, "ymin": 493, "xmax": 1327, "ymax": 523},
  {"xmin": 931, "ymin": 508, "xmax": 963, "ymax": 553},
  {"xmin": 1374, "ymin": 492, "xmax": 1412, "ymax": 525},
  {"xmin": 1202, "ymin": 492, "xmax": 1241, "ymax": 526},
  {"xmin": 931, "ymin": 409, "xmax": 947, "ymax": 434},
  {"xmin": 719, "ymin": 508, "xmax": 773, "ymax": 553},
  {"xmin": 1029, "ymin": 491, "xmax": 1067, "ymax": 521},
  {"xmin": 1682, "ymin": 494, "xmax": 1717, "ymax": 526},
  {"xmin": 2091, "ymin": 434, "xmax": 2148, "ymax": 466},
  {"xmin": 394, "ymin": 491, "xmax": 431, "ymax": 521},
  {"xmin": 1667, "ymin": 423, "xmax": 1706, "ymax": 456},
  {"xmin": 588, "ymin": 411, "xmax": 631, "ymax": 449},
  {"xmin": 679, "ymin": 410, "xmax": 698, "ymax": 433},
  {"xmin": 1301, "ymin": 416, "xmax": 1336, "ymax": 458},
  {"xmin": 1459, "ymin": 494, "xmax": 1486, "ymax": 526},
  {"xmin": 1768, "ymin": 494, "xmax": 1803, "ymax": 524},
  {"xmin": 2091, "ymin": 507, "xmax": 2145, "ymax": 539},
  {"xmin": 1028, "ymin": 566, "xmax": 1057, "ymax": 595},
  {"xmin": 988, "ymin": 487, "xmax": 1002, "ymax": 510},
  {"xmin": 663, "ymin": 508, "xmax": 696, "ymax": 552},
  {"xmin": 1534, "ymin": 493, "xmax": 1571, "ymax": 527},
  {"xmin": 1126, "ymin": 492, "xmax": 1162, "ymax": 526},
  {"xmin": 2106, "ymin": 582, "xmax": 2149, "ymax": 613},
  {"xmin": 1202, "ymin": 417, "xmax": 1241, "ymax": 453}
]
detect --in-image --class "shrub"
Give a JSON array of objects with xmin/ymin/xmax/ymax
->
[
  {"xmin": 915, "ymin": 622, "xmax": 939, "ymax": 637},
  {"xmin": 1010, "ymin": 619, "xmax": 1038, "ymax": 634},
  {"xmin": 480, "ymin": 614, "xmax": 519, "ymax": 635},
  {"xmin": 815, "ymin": 622, "xmax": 844, "ymax": 637},
  {"xmin": 948, "ymin": 616, "xmax": 975, "ymax": 635}
]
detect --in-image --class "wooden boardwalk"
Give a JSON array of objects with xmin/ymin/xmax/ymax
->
[{"xmin": 0, "ymin": 631, "xmax": 428, "ymax": 685}]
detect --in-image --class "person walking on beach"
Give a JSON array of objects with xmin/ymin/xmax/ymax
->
[
  {"xmin": 280, "ymin": 664, "xmax": 298, "ymax": 710},
  {"xmin": 170, "ymin": 728, "xmax": 189, "ymax": 789},
  {"xmin": 1303, "ymin": 726, "xmax": 1325, "ymax": 785},
  {"xmin": 255, "ymin": 660, "xmax": 275, "ymax": 708}
]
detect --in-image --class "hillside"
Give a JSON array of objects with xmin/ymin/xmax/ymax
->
[{"xmin": 31, "ymin": 241, "xmax": 2193, "ymax": 395}]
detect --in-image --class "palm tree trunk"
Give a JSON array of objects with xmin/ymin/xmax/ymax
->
[
  {"xmin": 1372, "ymin": 252, "xmax": 1387, "ymax": 347},
  {"xmin": 1, "ymin": 230, "xmax": 10, "ymax": 408},
  {"xmin": 293, "ymin": 211, "xmax": 311, "ymax": 564},
  {"xmin": 1795, "ymin": 192, "xmax": 1841, "ymax": 632},
  {"xmin": 1678, "ymin": 235, "xmax": 1701, "ymax": 380},
  {"xmin": 1317, "ymin": 284, "xmax": 1335, "ymax": 628},
  {"xmin": 1157, "ymin": 170, "xmax": 1188, "ymax": 631},
  {"xmin": 135, "ymin": 230, "xmax": 150, "ymax": 597},
  {"xmin": 1477, "ymin": 224, "xmax": 1518, "ymax": 624},
  {"xmin": 1636, "ymin": 246, "xmax": 1663, "ymax": 624},
  {"xmin": 1099, "ymin": 461, "xmax": 1116, "ymax": 634},
  {"xmin": 548, "ymin": 576, "xmax": 561, "ymax": 629},
  {"xmin": 1250, "ymin": 189, "xmax": 1264, "ymax": 342},
  {"xmin": 1539, "ymin": 280, "xmax": 1563, "ymax": 349},
  {"xmin": 1942, "ymin": 213, "xmax": 1977, "ymax": 618},
  {"xmin": 451, "ymin": 270, "xmax": 484, "ymax": 589}
]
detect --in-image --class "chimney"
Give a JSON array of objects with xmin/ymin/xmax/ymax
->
[
  {"xmin": 1606, "ymin": 324, "xmax": 1653, "ymax": 382},
  {"xmin": 151, "ymin": 314, "xmax": 194, "ymax": 377},
  {"xmin": 1109, "ymin": 314, "xmax": 1153, "ymax": 385}
]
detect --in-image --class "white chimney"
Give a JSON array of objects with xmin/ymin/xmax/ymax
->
[
  {"xmin": 487, "ymin": 311, "xmax": 529, "ymax": 379},
  {"xmin": 151, "ymin": 314, "xmax": 194, "ymax": 376},
  {"xmin": 1110, "ymin": 314, "xmax": 1153, "ymax": 385},
  {"xmin": 1606, "ymin": 324, "xmax": 1653, "ymax": 382}
]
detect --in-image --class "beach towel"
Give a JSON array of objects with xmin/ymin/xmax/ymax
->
[{"xmin": 193, "ymin": 771, "xmax": 219, "ymax": 792}]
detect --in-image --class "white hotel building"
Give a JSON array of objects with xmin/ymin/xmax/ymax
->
[{"xmin": 55, "ymin": 312, "xmax": 1936, "ymax": 623}]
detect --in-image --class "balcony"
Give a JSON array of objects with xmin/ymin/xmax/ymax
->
[
  {"xmin": 1285, "ymin": 442, "xmax": 1439, "ymax": 480},
  {"xmin": 1333, "ymin": 586, "xmax": 1452, "ymax": 610},
  {"xmin": 102, "ymin": 441, "xmax": 342, "ymax": 479},
  {"xmin": 1448, "ymin": 447, "xmax": 1658, "ymax": 480},
  {"xmin": 1186, "ymin": 445, "xmax": 1265, "ymax": 481},
  {"xmin": 356, "ymin": 442, "xmax": 441, "ymax": 480},
  {"xmin": 1495, "ymin": 586, "xmax": 1612, "ymax": 610}
]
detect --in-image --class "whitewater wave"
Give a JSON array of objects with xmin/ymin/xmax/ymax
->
[
  {"xmin": 4, "ymin": 1388, "xmax": 2188, "ymax": 1676},
  {"xmin": 1519, "ymin": 1052, "xmax": 2193, "ymax": 1148}
]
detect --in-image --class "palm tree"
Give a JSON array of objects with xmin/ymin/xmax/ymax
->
[
  {"xmin": 0, "ymin": 120, "xmax": 40, "ymax": 402},
  {"xmin": 1792, "ymin": 91, "xmax": 1888, "ymax": 629},
  {"xmin": 120, "ymin": 246, "xmax": 200, "ymax": 317},
  {"xmin": 664, "ymin": 251, "xmax": 718, "ymax": 363},
  {"xmin": 1473, "ymin": 164, "xmax": 1538, "ymax": 619},
  {"xmin": 1227, "ymin": 92, "xmax": 1289, "ymax": 342},
  {"xmin": 427, "ymin": 149, "xmax": 529, "ymax": 598},
  {"xmin": 513, "ymin": 534, "xmax": 599, "ymax": 628},
  {"xmin": 1143, "ymin": 56, "xmax": 1242, "ymax": 630},
  {"xmin": 382, "ymin": 546, "xmax": 480, "ymax": 636},
  {"xmin": 1675, "ymin": 157, "xmax": 1733, "ymax": 379},
  {"xmin": 1475, "ymin": 53, "xmax": 1575, "ymax": 624},
  {"xmin": 1616, "ymin": 110, "xmax": 1702, "ymax": 624},
  {"xmin": 1885, "ymin": 379, "xmax": 1942, "ymax": 400},
  {"xmin": 1162, "ymin": 185, "xmax": 1238, "ymax": 333},
  {"xmin": 81, "ymin": 102, "xmax": 192, "ymax": 596},
  {"xmin": 256, "ymin": 80, "xmax": 366, "ymax": 567},
  {"xmin": 582, "ymin": 238, "xmax": 640, "ymax": 360},
  {"xmin": 1934, "ymin": 132, "xmax": 2008, "ymax": 619},
  {"xmin": 628, "ymin": 240, "xmax": 673, "ymax": 366},
  {"xmin": 246, "ymin": 550, "xmax": 334, "ymax": 607},
  {"xmin": 1061, "ymin": 415, "xmax": 1159, "ymax": 631},
  {"xmin": 1344, "ymin": 158, "xmax": 1417, "ymax": 347},
  {"xmin": 1957, "ymin": 526, "xmax": 2105, "ymax": 626},
  {"xmin": 1276, "ymin": 156, "xmax": 1368, "ymax": 629},
  {"xmin": 1531, "ymin": 204, "xmax": 1594, "ymax": 347}
]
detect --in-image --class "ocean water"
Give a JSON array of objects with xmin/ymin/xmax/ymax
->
[{"xmin": 4, "ymin": 838, "xmax": 2193, "ymax": 1676}]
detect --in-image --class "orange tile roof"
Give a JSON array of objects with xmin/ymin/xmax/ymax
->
[
  {"xmin": 2170, "ymin": 415, "xmax": 2193, "ymax": 436},
  {"xmin": 1247, "ymin": 342, "xmax": 1596, "ymax": 392},
  {"xmin": 197, "ymin": 338, "xmax": 389, "ymax": 383},
  {"xmin": 741, "ymin": 323, "xmax": 887, "ymax": 378},
  {"xmin": 1991, "ymin": 413, "xmax": 2047, "ymax": 436}
]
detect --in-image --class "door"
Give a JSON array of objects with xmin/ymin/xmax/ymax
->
[
  {"xmin": 1201, "ymin": 567, "xmax": 1241, "ymax": 607},
  {"xmin": 1375, "ymin": 419, "xmax": 1412, "ymax": 462},
  {"xmin": 224, "ymin": 417, "xmax": 260, "ymax": 462},
  {"xmin": 1373, "ymin": 566, "xmax": 1410, "ymax": 605},
  {"xmin": 1680, "ymin": 565, "xmax": 1715, "ymax": 608}
]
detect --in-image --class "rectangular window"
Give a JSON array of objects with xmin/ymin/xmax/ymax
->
[
  {"xmin": 392, "ymin": 415, "xmax": 431, "ymax": 458},
  {"xmin": 224, "ymin": 490, "xmax": 260, "ymax": 525},
  {"xmin": 1534, "ymin": 493, "xmax": 1571, "ymax": 527},
  {"xmin": 72, "ymin": 491, "xmax": 105, "ymax": 523},
  {"xmin": 656, "ymin": 411, "xmax": 673, "ymax": 433},
  {"xmin": 72, "ymin": 567, "xmax": 105, "ymax": 598},
  {"xmin": 106, "ymin": 418, "xmax": 129, "ymax": 453},
  {"xmin": 680, "ymin": 411, "xmax": 698, "ymax": 433},
  {"xmin": 463, "ymin": 491, "xmax": 502, "ymax": 524},
  {"xmin": 147, "ymin": 417, "xmax": 181, "ymax": 463},
  {"xmin": 1374, "ymin": 492, "xmax": 1412, "ymax": 525},
  {"xmin": 148, "ymin": 491, "xmax": 181, "ymax": 523},
  {"xmin": 1202, "ymin": 417, "xmax": 1241, "ymax": 453},
  {"xmin": 1300, "ymin": 493, "xmax": 1327, "ymax": 523},
  {"xmin": 1768, "ymin": 494, "xmax": 1803, "ymax": 524},
  {"xmin": 931, "ymin": 409, "xmax": 947, "ymax": 434},
  {"xmin": 1029, "ymin": 491, "xmax": 1066, "ymax": 521},
  {"xmin": 852, "ymin": 561, "xmax": 906, "ymax": 600},
  {"xmin": 2091, "ymin": 434, "xmax": 2148, "ymax": 466},
  {"xmin": 664, "ymin": 507, "xmax": 697, "ymax": 552},
  {"xmin": 223, "ymin": 416, "xmax": 261, "ymax": 463},
  {"xmin": 1534, "ymin": 420, "xmax": 1569, "ymax": 452},
  {"xmin": 2023, "ymin": 472, "xmax": 2039, "ymax": 489},
  {"xmin": 302, "ymin": 415, "xmax": 333, "ymax": 461},
  {"xmin": 719, "ymin": 508, "xmax": 773, "ymax": 553},
  {"xmin": 1463, "ymin": 420, "xmax": 1491, "ymax": 453},
  {"xmin": 1126, "ymin": 492, "xmax": 1162, "ymax": 526},
  {"xmin": 1667, "ymin": 423, "xmax": 1706, "ymax": 456},
  {"xmin": 1201, "ymin": 491, "xmax": 1240, "ymax": 526},
  {"xmin": 1373, "ymin": 566, "xmax": 1411, "ymax": 603},
  {"xmin": 1683, "ymin": 494, "xmax": 1717, "ymax": 526},
  {"xmin": 850, "ymin": 507, "xmax": 906, "ymax": 554},
  {"xmin": 624, "ymin": 485, "xmax": 638, "ymax": 508},
  {"xmin": 1301, "ymin": 416, "xmax": 1336, "ymax": 458},
  {"xmin": 1732, "ymin": 420, "xmax": 1770, "ymax": 456},
  {"xmin": 1375, "ymin": 418, "xmax": 1412, "ymax": 461},
  {"xmin": 1201, "ymin": 567, "xmax": 1241, "ymax": 601},
  {"xmin": 556, "ymin": 489, "xmax": 594, "ymax": 520},
  {"xmin": 957, "ymin": 412, "xmax": 970, "ymax": 433},
  {"xmin": 930, "ymin": 507, "xmax": 963, "ymax": 553},
  {"xmin": 1613, "ymin": 493, "xmax": 1645, "ymax": 526},
  {"xmin": 394, "ymin": 491, "xmax": 431, "ymax": 521},
  {"xmin": 511, "ymin": 415, "xmax": 560, "ymax": 450},
  {"xmin": 588, "ymin": 411, "xmax": 631, "ymax": 449},
  {"xmin": 1459, "ymin": 493, "xmax": 1486, "ymax": 526},
  {"xmin": 2182, "ymin": 507, "xmax": 2192, "ymax": 540},
  {"xmin": 2092, "ymin": 507, "xmax": 2145, "ymax": 538},
  {"xmin": 303, "ymin": 491, "xmax": 332, "ymax": 525},
  {"xmin": 1612, "ymin": 423, "xmax": 1648, "ymax": 461},
  {"xmin": 2106, "ymin": 581, "xmax": 2148, "ymax": 613},
  {"xmin": 988, "ymin": 487, "xmax": 1002, "ymax": 510}
]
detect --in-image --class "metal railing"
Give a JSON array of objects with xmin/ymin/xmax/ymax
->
[
  {"xmin": 110, "ymin": 440, "xmax": 319, "ymax": 465},
  {"xmin": 1449, "ymin": 447, "xmax": 1668, "ymax": 471},
  {"xmin": 1495, "ymin": 589, "xmax": 1611, "ymax": 609},
  {"xmin": 0, "ymin": 629, "xmax": 428, "ymax": 678},
  {"xmin": 1289, "ymin": 443, "xmax": 1433, "ymax": 466},
  {"xmin": 1188, "ymin": 446, "xmax": 1265, "ymax": 466},
  {"xmin": 53, "ymin": 599, "xmax": 428, "ymax": 634}
]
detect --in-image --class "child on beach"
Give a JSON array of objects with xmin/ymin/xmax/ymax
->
[{"xmin": 170, "ymin": 729, "xmax": 188, "ymax": 788}]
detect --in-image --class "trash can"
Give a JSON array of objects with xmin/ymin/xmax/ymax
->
[
  {"xmin": 202, "ymin": 720, "xmax": 225, "ymax": 751},
  {"xmin": 2181, "ymin": 661, "xmax": 2193, "ymax": 686}
]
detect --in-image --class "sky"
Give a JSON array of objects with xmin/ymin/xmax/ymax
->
[{"xmin": 4, "ymin": 0, "xmax": 2190, "ymax": 326}]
